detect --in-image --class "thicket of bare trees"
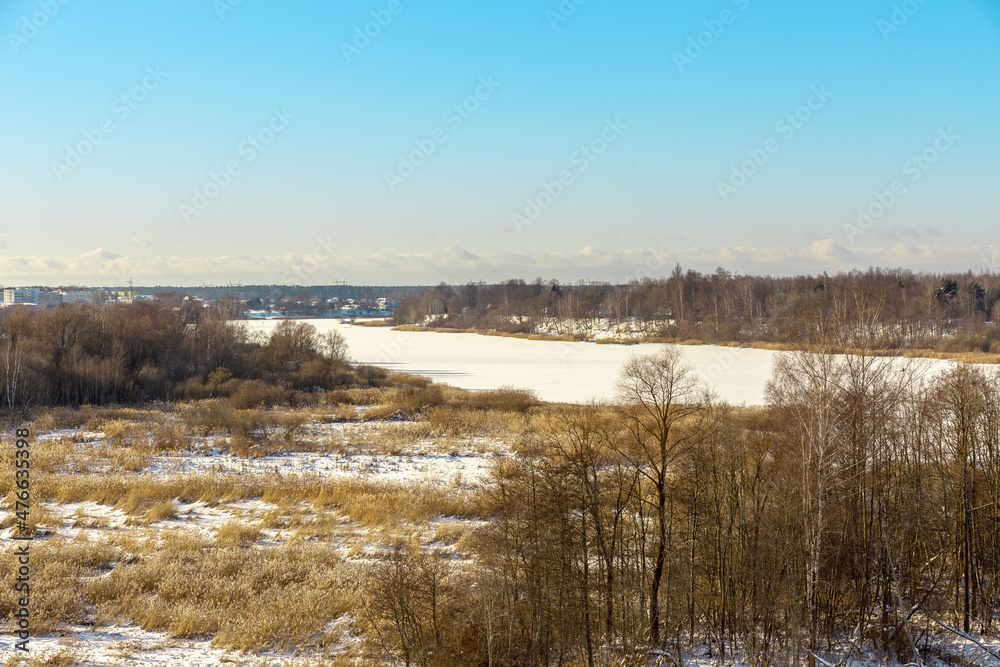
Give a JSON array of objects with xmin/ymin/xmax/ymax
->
[
  {"xmin": 0, "ymin": 301, "xmax": 357, "ymax": 412},
  {"xmin": 367, "ymin": 344, "xmax": 1000, "ymax": 665},
  {"xmin": 392, "ymin": 268, "xmax": 1000, "ymax": 353}
]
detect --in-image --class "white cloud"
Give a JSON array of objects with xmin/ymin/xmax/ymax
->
[{"xmin": 0, "ymin": 241, "xmax": 995, "ymax": 286}]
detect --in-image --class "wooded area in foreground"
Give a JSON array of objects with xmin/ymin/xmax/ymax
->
[{"xmin": 363, "ymin": 347, "xmax": 1000, "ymax": 666}]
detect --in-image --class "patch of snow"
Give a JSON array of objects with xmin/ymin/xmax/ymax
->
[{"xmin": 1, "ymin": 625, "xmax": 349, "ymax": 666}]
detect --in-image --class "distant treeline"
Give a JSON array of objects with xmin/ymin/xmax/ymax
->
[
  {"xmin": 0, "ymin": 301, "xmax": 368, "ymax": 412},
  {"xmin": 5, "ymin": 284, "xmax": 423, "ymax": 302},
  {"xmin": 132, "ymin": 284, "xmax": 422, "ymax": 302},
  {"xmin": 392, "ymin": 267, "xmax": 1000, "ymax": 352}
]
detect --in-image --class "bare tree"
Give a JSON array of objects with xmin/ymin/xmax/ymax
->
[
  {"xmin": 320, "ymin": 329, "xmax": 351, "ymax": 366},
  {"xmin": 366, "ymin": 544, "xmax": 451, "ymax": 666},
  {"xmin": 616, "ymin": 346, "xmax": 707, "ymax": 646},
  {"xmin": 2, "ymin": 308, "xmax": 33, "ymax": 423},
  {"xmin": 767, "ymin": 348, "xmax": 848, "ymax": 667}
]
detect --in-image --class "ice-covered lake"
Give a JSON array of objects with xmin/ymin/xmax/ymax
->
[{"xmin": 242, "ymin": 320, "xmax": 952, "ymax": 405}]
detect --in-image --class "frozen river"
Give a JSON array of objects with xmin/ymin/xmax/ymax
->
[{"xmin": 242, "ymin": 320, "xmax": 951, "ymax": 405}]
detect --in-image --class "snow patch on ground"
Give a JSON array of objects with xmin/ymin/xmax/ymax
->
[
  {"xmin": 150, "ymin": 448, "xmax": 498, "ymax": 489},
  {"xmin": 2, "ymin": 623, "xmax": 359, "ymax": 666}
]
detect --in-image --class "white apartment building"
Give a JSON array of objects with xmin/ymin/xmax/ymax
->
[
  {"xmin": 1, "ymin": 288, "xmax": 103, "ymax": 307},
  {"xmin": 3, "ymin": 287, "xmax": 41, "ymax": 305},
  {"xmin": 59, "ymin": 291, "xmax": 96, "ymax": 305}
]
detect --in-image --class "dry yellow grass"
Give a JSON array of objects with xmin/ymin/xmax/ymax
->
[
  {"xmin": 329, "ymin": 423, "xmax": 428, "ymax": 456},
  {"xmin": 303, "ymin": 479, "xmax": 481, "ymax": 526},
  {"xmin": 28, "ymin": 405, "xmax": 171, "ymax": 433},
  {"xmin": 107, "ymin": 444, "xmax": 151, "ymax": 473},
  {"xmin": 0, "ymin": 503, "xmax": 59, "ymax": 537},
  {"xmin": 69, "ymin": 505, "xmax": 113, "ymax": 529},
  {"xmin": 86, "ymin": 538, "xmax": 358, "ymax": 652},
  {"xmin": 431, "ymin": 521, "xmax": 472, "ymax": 547},
  {"xmin": 332, "ymin": 403, "xmax": 358, "ymax": 421},
  {"xmin": 901, "ymin": 348, "xmax": 1000, "ymax": 364},
  {"xmin": 747, "ymin": 341, "xmax": 807, "ymax": 351},
  {"xmin": 359, "ymin": 404, "xmax": 404, "ymax": 421},
  {"xmin": 178, "ymin": 400, "xmax": 309, "ymax": 438},
  {"xmin": 425, "ymin": 405, "xmax": 528, "ymax": 442},
  {"xmin": 2, "ymin": 649, "xmax": 84, "ymax": 667},
  {"xmin": 3, "ymin": 469, "xmax": 485, "ymax": 529},
  {"xmin": 0, "ymin": 396, "xmax": 510, "ymax": 659},
  {"xmin": 0, "ymin": 437, "xmax": 76, "ymax": 476},
  {"xmin": 392, "ymin": 324, "xmax": 587, "ymax": 342},
  {"xmin": 712, "ymin": 339, "xmax": 1000, "ymax": 363},
  {"xmin": 216, "ymin": 519, "xmax": 263, "ymax": 546},
  {"xmin": 480, "ymin": 329, "xmax": 585, "ymax": 342},
  {"xmin": 390, "ymin": 325, "xmax": 468, "ymax": 334},
  {"xmin": 0, "ymin": 536, "xmax": 118, "ymax": 635},
  {"xmin": 595, "ymin": 336, "xmax": 642, "ymax": 345},
  {"xmin": 345, "ymin": 383, "xmax": 539, "ymax": 429},
  {"xmin": 149, "ymin": 423, "xmax": 191, "ymax": 453},
  {"xmin": 98, "ymin": 418, "xmax": 151, "ymax": 443},
  {"xmin": 139, "ymin": 499, "xmax": 178, "ymax": 524},
  {"xmin": 324, "ymin": 387, "xmax": 385, "ymax": 406},
  {"xmin": 4, "ymin": 521, "xmax": 363, "ymax": 654},
  {"xmin": 286, "ymin": 510, "xmax": 343, "ymax": 544}
]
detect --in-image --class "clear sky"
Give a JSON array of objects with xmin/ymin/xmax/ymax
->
[{"xmin": 1, "ymin": 0, "xmax": 998, "ymax": 286}]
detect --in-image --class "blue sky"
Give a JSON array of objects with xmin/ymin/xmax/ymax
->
[{"xmin": 1, "ymin": 0, "xmax": 998, "ymax": 285}]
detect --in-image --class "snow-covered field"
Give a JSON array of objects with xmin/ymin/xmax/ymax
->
[
  {"xmin": 243, "ymin": 319, "xmax": 958, "ymax": 405},
  {"xmin": 0, "ymin": 422, "xmax": 495, "ymax": 665}
]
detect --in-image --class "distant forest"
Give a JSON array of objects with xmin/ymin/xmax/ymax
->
[
  {"xmin": 122, "ymin": 284, "xmax": 423, "ymax": 302},
  {"xmin": 393, "ymin": 267, "xmax": 1000, "ymax": 354}
]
